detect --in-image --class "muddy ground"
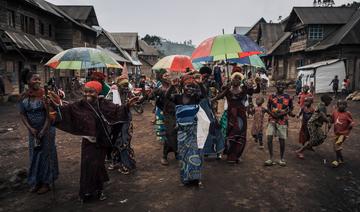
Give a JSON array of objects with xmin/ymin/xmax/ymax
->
[{"xmin": 0, "ymin": 90, "xmax": 360, "ymax": 212}]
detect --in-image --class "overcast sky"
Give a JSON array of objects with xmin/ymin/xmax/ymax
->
[{"xmin": 48, "ymin": 0, "xmax": 354, "ymax": 45}]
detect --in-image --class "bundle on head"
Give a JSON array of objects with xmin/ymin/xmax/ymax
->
[
  {"xmin": 181, "ymin": 74, "xmax": 196, "ymax": 86},
  {"xmin": 116, "ymin": 75, "xmax": 129, "ymax": 86}
]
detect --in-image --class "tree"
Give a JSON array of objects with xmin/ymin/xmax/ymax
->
[{"xmin": 142, "ymin": 34, "xmax": 162, "ymax": 46}]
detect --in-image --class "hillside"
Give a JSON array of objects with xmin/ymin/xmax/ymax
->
[
  {"xmin": 142, "ymin": 35, "xmax": 195, "ymax": 56},
  {"xmin": 155, "ymin": 40, "xmax": 195, "ymax": 56}
]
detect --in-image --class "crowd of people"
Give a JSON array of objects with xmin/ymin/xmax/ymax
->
[{"xmin": 17, "ymin": 64, "xmax": 355, "ymax": 203}]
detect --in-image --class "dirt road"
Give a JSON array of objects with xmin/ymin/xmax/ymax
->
[{"xmin": 0, "ymin": 92, "xmax": 359, "ymax": 212}]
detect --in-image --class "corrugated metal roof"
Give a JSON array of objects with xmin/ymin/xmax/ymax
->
[
  {"xmin": 57, "ymin": 5, "xmax": 99, "ymax": 26},
  {"xmin": 307, "ymin": 8, "xmax": 360, "ymax": 51},
  {"xmin": 266, "ymin": 32, "xmax": 291, "ymax": 55},
  {"xmin": 49, "ymin": 3, "xmax": 97, "ymax": 33},
  {"xmin": 96, "ymin": 45, "xmax": 128, "ymax": 63},
  {"xmin": 297, "ymin": 59, "xmax": 340, "ymax": 70},
  {"xmin": 293, "ymin": 7, "xmax": 357, "ymax": 25},
  {"xmin": 245, "ymin": 17, "xmax": 267, "ymax": 36},
  {"xmin": 100, "ymin": 30, "xmax": 141, "ymax": 66},
  {"xmin": 24, "ymin": 0, "xmax": 63, "ymax": 18},
  {"xmin": 139, "ymin": 40, "xmax": 159, "ymax": 56},
  {"xmin": 110, "ymin": 32, "xmax": 138, "ymax": 50},
  {"xmin": 4, "ymin": 30, "xmax": 63, "ymax": 54}
]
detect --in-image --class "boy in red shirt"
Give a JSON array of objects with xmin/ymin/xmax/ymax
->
[{"xmin": 330, "ymin": 100, "xmax": 355, "ymax": 167}]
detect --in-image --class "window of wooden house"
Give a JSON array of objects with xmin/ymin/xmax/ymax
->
[
  {"xmin": 49, "ymin": 24, "xmax": 52, "ymax": 37},
  {"xmin": 28, "ymin": 17, "xmax": 35, "ymax": 35},
  {"xmin": 39, "ymin": 21, "xmax": 44, "ymax": 35},
  {"xmin": 308, "ymin": 25, "xmax": 323, "ymax": 40},
  {"xmin": 20, "ymin": 14, "xmax": 35, "ymax": 35},
  {"xmin": 7, "ymin": 10, "xmax": 15, "ymax": 28},
  {"xmin": 20, "ymin": 14, "xmax": 28, "ymax": 32}
]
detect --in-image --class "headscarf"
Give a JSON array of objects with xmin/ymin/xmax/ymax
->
[
  {"xmin": 91, "ymin": 72, "xmax": 106, "ymax": 81},
  {"xmin": 181, "ymin": 74, "xmax": 196, "ymax": 85},
  {"xmin": 116, "ymin": 75, "xmax": 129, "ymax": 86},
  {"xmin": 85, "ymin": 81, "xmax": 103, "ymax": 94}
]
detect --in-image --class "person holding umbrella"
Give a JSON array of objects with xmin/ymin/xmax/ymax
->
[{"xmin": 212, "ymin": 69, "xmax": 260, "ymax": 163}]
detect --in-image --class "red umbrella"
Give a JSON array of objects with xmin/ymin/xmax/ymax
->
[{"xmin": 152, "ymin": 55, "xmax": 194, "ymax": 73}]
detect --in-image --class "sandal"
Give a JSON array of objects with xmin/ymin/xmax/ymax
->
[
  {"xmin": 29, "ymin": 184, "xmax": 41, "ymax": 193},
  {"xmin": 264, "ymin": 159, "xmax": 275, "ymax": 166},
  {"xmin": 97, "ymin": 191, "xmax": 107, "ymax": 201},
  {"xmin": 37, "ymin": 184, "xmax": 50, "ymax": 195},
  {"xmin": 296, "ymin": 152, "xmax": 304, "ymax": 159},
  {"xmin": 161, "ymin": 158, "xmax": 169, "ymax": 166},
  {"xmin": 331, "ymin": 160, "xmax": 340, "ymax": 168},
  {"xmin": 279, "ymin": 160, "xmax": 287, "ymax": 166}
]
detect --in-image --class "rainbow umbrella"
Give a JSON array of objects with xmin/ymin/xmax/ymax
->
[
  {"xmin": 45, "ymin": 47, "xmax": 123, "ymax": 70},
  {"xmin": 191, "ymin": 34, "xmax": 263, "ymax": 63},
  {"xmin": 152, "ymin": 55, "xmax": 194, "ymax": 73},
  {"xmin": 228, "ymin": 55, "xmax": 265, "ymax": 68}
]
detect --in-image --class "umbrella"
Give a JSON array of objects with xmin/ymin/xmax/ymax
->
[
  {"xmin": 228, "ymin": 55, "xmax": 265, "ymax": 68},
  {"xmin": 191, "ymin": 34, "xmax": 263, "ymax": 63},
  {"xmin": 152, "ymin": 55, "xmax": 194, "ymax": 73},
  {"xmin": 45, "ymin": 47, "xmax": 123, "ymax": 70}
]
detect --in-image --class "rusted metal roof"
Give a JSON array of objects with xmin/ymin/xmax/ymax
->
[{"xmin": 3, "ymin": 30, "xmax": 63, "ymax": 54}]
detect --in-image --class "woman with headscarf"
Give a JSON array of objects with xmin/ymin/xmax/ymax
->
[
  {"xmin": 167, "ymin": 75, "xmax": 204, "ymax": 186},
  {"xmin": 18, "ymin": 71, "xmax": 60, "ymax": 195},
  {"xmin": 150, "ymin": 73, "xmax": 178, "ymax": 165},
  {"xmin": 57, "ymin": 81, "xmax": 138, "ymax": 202},
  {"xmin": 212, "ymin": 70, "xmax": 260, "ymax": 163},
  {"xmin": 105, "ymin": 76, "xmax": 136, "ymax": 174}
]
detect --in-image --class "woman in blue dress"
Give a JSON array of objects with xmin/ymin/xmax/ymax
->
[
  {"xmin": 167, "ymin": 75, "xmax": 204, "ymax": 186},
  {"xmin": 19, "ymin": 71, "xmax": 59, "ymax": 195}
]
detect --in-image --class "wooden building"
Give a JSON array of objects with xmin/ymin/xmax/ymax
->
[
  {"xmin": 0, "ymin": 0, "xmax": 100, "ymax": 95},
  {"xmin": 138, "ymin": 40, "xmax": 160, "ymax": 78},
  {"xmin": 110, "ymin": 32, "xmax": 142, "ymax": 79},
  {"xmin": 245, "ymin": 6, "xmax": 360, "ymax": 90}
]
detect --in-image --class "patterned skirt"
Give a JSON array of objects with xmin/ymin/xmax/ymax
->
[
  {"xmin": 155, "ymin": 107, "xmax": 166, "ymax": 143},
  {"xmin": 177, "ymin": 122, "xmax": 203, "ymax": 184},
  {"xmin": 308, "ymin": 123, "xmax": 327, "ymax": 147},
  {"xmin": 27, "ymin": 127, "xmax": 59, "ymax": 186}
]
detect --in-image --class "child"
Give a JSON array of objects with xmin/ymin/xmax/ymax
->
[
  {"xmin": 329, "ymin": 75, "xmax": 339, "ymax": 97},
  {"xmin": 296, "ymin": 97, "xmax": 315, "ymax": 159},
  {"xmin": 265, "ymin": 81, "xmax": 294, "ymax": 166},
  {"xmin": 298, "ymin": 85, "xmax": 313, "ymax": 108},
  {"xmin": 341, "ymin": 79, "xmax": 348, "ymax": 95},
  {"xmin": 330, "ymin": 100, "xmax": 355, "ymax": 167},
  {"xmin": 251, "ymin": 96, "xmax": 266, "ymax": 149},
  {"xmin": 310, "ymin": 82, "xmax": 315, "ymax": 96},
  {"xmin": 296, "ymin": 94, "xmax": 333, "ymax": 158}
]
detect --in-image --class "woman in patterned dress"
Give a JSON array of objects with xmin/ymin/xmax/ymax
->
[
  {"xmin": 212, "ymin": 71, "xmax": 260, "ymax": 163},
  {"xmin": 19, "ymin": 72, "xmax": 59, "ymax": 195}
]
